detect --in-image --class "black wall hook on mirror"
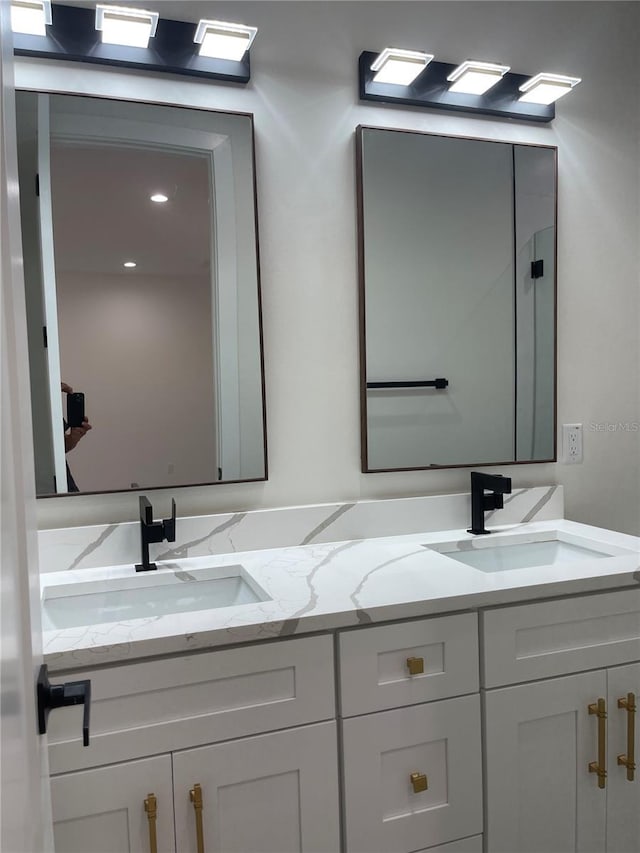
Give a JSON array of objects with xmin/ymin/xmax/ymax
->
[
  {"xmin": 136, "ymin": 495, "xmax": 177, "ymax": 572},
  {"xmin": 37, "ymin": 664, "xmax": 91, "ymax": 746}
]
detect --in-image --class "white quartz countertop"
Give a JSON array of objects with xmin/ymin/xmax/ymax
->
[{"xmin": 42, "ymin": 519, "xmax": 640, "ymax": 671}]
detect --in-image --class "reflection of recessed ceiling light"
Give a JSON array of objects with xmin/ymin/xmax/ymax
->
[
  {"xmin": 519, "ymin": 73, "xmax": 581, "ymax": 105},
  {"xmin": 194, "ymin": 19, "xmax": 257, "ymax": 60},
  {"xmin": 123, "ymin": 261, "xmax": 137, "ymax": 268},
  {"xmin": 95, "ymin": 4, "xmax": 159, "ymax": 49},
  {"xmin": 11, "ymin": 0, "xmax": 52, "ymax": 35},
  {"xmin": 371, "ymin": 48, "xmax": 433, "ymax": 86},
  {"xmin": 150, "ymin": 193, "xmax": 168, "ymax": 203}
]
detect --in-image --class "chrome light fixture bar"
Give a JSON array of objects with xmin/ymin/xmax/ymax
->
[
  {"xmin": 519, "ymin": 72, "xmax": 581, "ymax": 105},
  {"xmin": 359, "ymin": 50, "xmax": 580, "ymax": 122},
  {"xmin": 10, "ymin": 0, "xmax": 51, "ymax": 36},
  {"xmin": 194, "ymin": 19, "xmax": 257, "ymax": 61},
  {"xmin": 95, "ymin": 4, "xmax": 158, "ymax": 49},
  {"xmin": 12, "ymin": 2, "xmax": 255, "ymax": 84}
]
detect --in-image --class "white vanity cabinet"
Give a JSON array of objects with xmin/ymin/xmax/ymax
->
[
  {"xmin": 51, "ymin": 755, "xmax": 175, "ymax": 853},
  {"xmin": 483, "ymin": 590, "xmax": 640, "ymax": 853},
  {"xmin": 338, "ymin": 613, "xmax": 484, "ymax": 853},
  {"xmin": 48, "ymin": 635, "xmax": 339, "ymax": 853},
  {"xmin": 172, "ymin": 722, "xmax": 340, "ymax": 853}
]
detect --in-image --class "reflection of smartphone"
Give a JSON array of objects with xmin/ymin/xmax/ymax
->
[{"xmin": 67, "ymin": 392, "xmax": 85, "ymax": 428}]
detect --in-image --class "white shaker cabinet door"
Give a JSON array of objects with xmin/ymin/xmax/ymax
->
[
  {"xmin": 173, "ymin": 721, "xmax": 340, "ymax": 853},
  {"xmin": 342, "ymin": 694, "xmax": 482, "ymax": 853},
  {"xmin": 485, "ymin": 670, "xmax": 607, "ymax": 853},
  {"xmin": 607, "ymin": 662, "xmax": 640, "ymax": 853},
  {"xmin": 51, "ymin": 755, "xmax": 174, "ymax": 853}
]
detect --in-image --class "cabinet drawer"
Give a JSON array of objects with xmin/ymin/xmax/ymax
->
[
  {"xmin": 339, "ymin": 613, "xmax": 478, "ymax": 716},
  {"xmin": 342, "ymin": 694, "xmax": 483, "ymax": 852},
  {"xmin": 48, "ymin": 634, "xmax": 334, "ymax": 773},
  {"xmin": 482, "ymin": 589, "xmax": 640, "ymax": 688}
]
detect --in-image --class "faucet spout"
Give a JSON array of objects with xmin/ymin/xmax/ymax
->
[{"xmin": 467, "ymin": 471, "xmax": 512, "ymax": 535}]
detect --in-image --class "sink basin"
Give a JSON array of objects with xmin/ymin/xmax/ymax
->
[
  {"xmin": 428, "ymin": 531, "xmax": 635, "ymax": 573},
  {"xmin": 42, "ymin": 564, "xmax": 271, "ymax": 630}
]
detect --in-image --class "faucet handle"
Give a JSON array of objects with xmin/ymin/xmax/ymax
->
[
  {"xmin": 139, "ymin": 495, "xmax": 154, "ymax": 525},
  {"xmin": 162, "ymin": 498, "xmax": 176, "ymax": 542}
]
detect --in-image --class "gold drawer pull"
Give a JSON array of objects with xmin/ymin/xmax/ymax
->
[
  {"xmin": 144, "ymin": 793, "xmax": 158, "ymax": 853},
  {"xmin": 617, "ymin": 692, "xmax": 636, "ymax": 782},
  {"xmin": 410, "ymin": 772, "xmax": 428, "ymax": 793},
  {"xmin": 406, "ymin": 657, "xmax": 424, "ymax": 676},
  {"xmin": 588, "ymin": 698, "xmax": 607, "ymax": 789},
  {"xmin": 190, "ymin": 783, "xmax": 205, "ymax": 853}
]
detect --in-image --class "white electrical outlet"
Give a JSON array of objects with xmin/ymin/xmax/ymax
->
[{"xmin": 563, "ymin": 423, "xmax": 583, "ymax": 464}]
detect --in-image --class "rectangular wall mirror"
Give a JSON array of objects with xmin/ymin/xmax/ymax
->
[
  {"xmin": 16, "ymin": 91, "xmax": 266, "ymax": 496},
  {"xmin": 357, "ymin": 125, "xmax": 557, "ymax": 472}
]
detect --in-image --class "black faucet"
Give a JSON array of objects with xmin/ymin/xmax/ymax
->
[
  {"xmin": 467, "ymin": 471, "xmax": 512, "ymax": 535},
  {"xmin": 135, "ymin": 495, "xmax": 176, "ymax": 572}
]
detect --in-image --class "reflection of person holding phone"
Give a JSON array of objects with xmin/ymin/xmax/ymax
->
[{"xmin": 61, "ymin": 382, "xmax": 92, "ymax": 491}]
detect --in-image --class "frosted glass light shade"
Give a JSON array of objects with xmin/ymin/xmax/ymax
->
[
  {"xmin": 11, "ymin": 0, "xmax": 51, "ymax": 36},
  {"xmin": 447, "ymin": 61, "xmax": 510, "ymax": 95},
  {"xmin": 371, "ymin": 48, "xmax": 433, "ymax": 85},
  {"xmin": 194, "ymin": 20, "xmax": 257, "ymax": 60},
  {"xmin": 519, "ymin": 73, "xmax": 581, "ymax": 105},
  {"xmin": 95, "ymin": 5, "xmax": 159, "ymax": 48}
]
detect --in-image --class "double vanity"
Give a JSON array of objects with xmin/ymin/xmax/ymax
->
[{"xmin": 39, "ymin": 486, "xmax": 640, "ymax": 853}]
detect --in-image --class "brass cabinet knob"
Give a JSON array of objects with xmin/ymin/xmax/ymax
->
[
  {"xmin": 410, "ymin": 772, "xmax": 428, "ymax": 793},
  {"xmin": 406, "ymin": 656, "xmax": 424, "ymax": 676}
]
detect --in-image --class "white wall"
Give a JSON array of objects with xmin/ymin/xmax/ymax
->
[
  {"xmin": 24, "ymin": 1, "xmax": 639, "ymax": 535},
  {"xmin": 57, "ymin": 271, "xmax": 217, "ymax": 491}
]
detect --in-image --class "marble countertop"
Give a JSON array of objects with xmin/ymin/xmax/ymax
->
[{"xmin": 42, "ymin": 519, "xmax": 640, "ymax": 671}]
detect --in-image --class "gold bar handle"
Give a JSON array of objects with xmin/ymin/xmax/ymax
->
[
  {"xmin": 406, "ymin": 657, "xmax": 424, "ymax": 676},
  {"xmin": 617, "ymin": 692, "xmax": 636, "ymax": 782},
  {"xmin": 144, "ymin": 793, "xmax": 158, "ymax": 853},
  {"xmin": 190, "ymin": 783, "xmax": 205, "ymax": 853},
  {"xmin": 588, "ymin": 698, "xmax": 607, "ymax": 789},
  {"xmin": 410, "ymin": 771, "xmax": 428, "ymax": 793}
]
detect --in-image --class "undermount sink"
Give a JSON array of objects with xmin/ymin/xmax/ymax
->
[
  {"xmin": 428, "ymin": 531, "xmax": 635, "ymax": 573},
  {"xmin": 42, "ymin": 563, "xmax": 271, "ymax": 630}
]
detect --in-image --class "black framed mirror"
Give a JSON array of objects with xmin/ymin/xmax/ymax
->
[
  {"xmin": 357, "ymin": 125, "xmax": 557, "ymax": 472},
  {"xmin": 16, "ymin": 92, "xmax": 266, "ymax": 495}
]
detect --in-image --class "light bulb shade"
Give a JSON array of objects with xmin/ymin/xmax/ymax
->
[
  {"xmin": 371, "ymin": 48, "xmax": 433, "ymax": 86},
  {"xmin": 194, "ymin": 20, "xmax": 257, "ymax": 60},
  {"xmin": 95, "ymin": 5, "xmax": 159, "ymax": 48},
  {"xmin": 447, "ymin": 60, "xmax": 510, "ymax": 95},
  {"xmin": 11, "ymin": 0, "xmax": 51, "ymax": 36},
  {"xmin": 519, "ymin": 73, "xmax": 581, "ymax": 105}
]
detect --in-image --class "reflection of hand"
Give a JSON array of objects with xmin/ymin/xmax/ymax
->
[
  {"xmin": 61, "ymin": 382, "xmax": 73, "ymax": 394},
  {"xmin": 65, "ymin": 417, "xmax": 92, "ymax": 453}
]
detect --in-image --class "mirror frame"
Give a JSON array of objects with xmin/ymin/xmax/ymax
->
[
  {"xmin": 356, "ymin": 124, "xmax": 558, "ymax": 473},
  {"xmin": 15, "ymin": 65, "xmax": 268, "ymax": 497}
]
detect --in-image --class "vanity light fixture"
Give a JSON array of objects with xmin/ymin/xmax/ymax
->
[
  {"xmin": 194, "ymin": 19, "xmax": 257, "ymax": 61},
  {"xmin": 95, "ymin": 4, "xmax": 158, "ymax": 49},
  {"xmin": 371, "ymin": 48, "xmax": 433, "ymax": 86},
  {"xmin": 123, "ymin": 261, "xmax": 137, "ymax": 268},
  {"xmin": 13, "ymin": 3, "xmax": 253, "ymax": 84},
  {"xmin": 150, "ymin": 193, "xmax": 168, "ymax": 203},
  {"xmin": 10, "ymin": 0, "xmax": 51, "ymax": 36},
  {"xmin": 359, "ymin": 49, "xmax": 580, "ymax": 122},
  {"xmin": 447, "ymin": 60, "xmax": 510, "ymax": 95},
  {"xmin": 519, "ymin": 72, "xmax": 581, "ymax": 105}
]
